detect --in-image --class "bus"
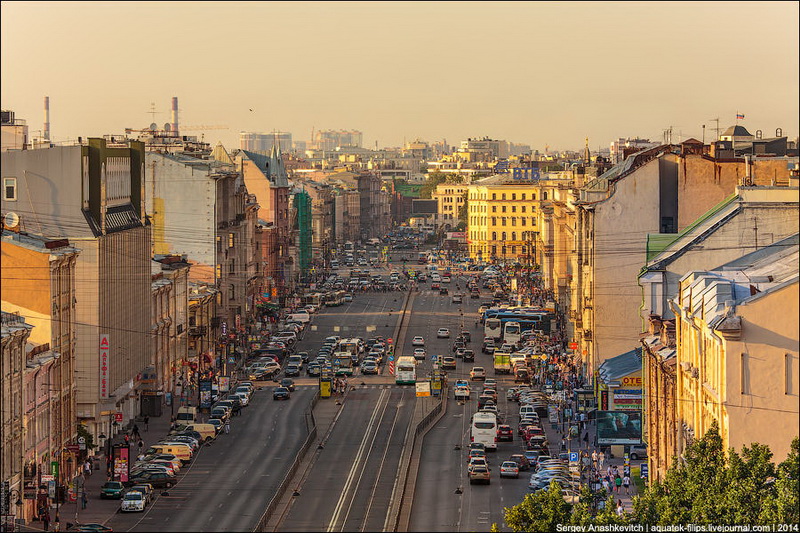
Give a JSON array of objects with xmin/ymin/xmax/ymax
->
[
  {"xmin": 418, "ymin": 252, "xmax": 428, "ymax": 264},
  {"xmin": 395, "ymin": 356, "xmax": 417, "ymax": 385},
  {"xmin": 301, "ymin": 292, "xmax": 325, "ymax": 307},
  {"xmin": 503, "ymin": 321, "xmax": 522, "ymax": 346},
  {"xmin": 484, "ymin": 317, "xmax": 502, "ymax": 341},
  {"xmin": 339, "ymin": 338, "xmax": 362, "ymax": 365},
  {"xmin": 323, "ymin": 290, "xmax": 345, "ymax": 307},
  {"xmin": 471, "ymin": 411, "xmax": 498, "ymax": 451},
  {"xmin": 333, "ymin": 351, "xmax": 354, "ymax": 376}
]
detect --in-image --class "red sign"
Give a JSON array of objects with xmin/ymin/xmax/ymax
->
[
  {"xmin": 99, "ymin": 334, "xmax": 110, "ymax": 399},
  {"xmin": 114, "ymin": 412, "xmax": 123, "ymax": 423},
  {"xmin": 66, "ymin": 445, "xmax": 80, "ymax": 455},
  {"xmin": 569, "ymin": 342, "xmax": 578, "ymax": 350}
]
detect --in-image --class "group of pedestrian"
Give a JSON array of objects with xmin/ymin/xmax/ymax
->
[{"xmin": 332, "ymin": 377, "xmax": 348, "ymax": 394}]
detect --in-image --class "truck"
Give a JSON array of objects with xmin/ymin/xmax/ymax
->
[{"xmin": 493, "ymin": 352, "xmax": 512, "ymax": 374}]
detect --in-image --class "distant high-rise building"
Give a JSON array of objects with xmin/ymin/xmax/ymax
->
[
  {"xmin": 313, "ymin": 130, "xmax": 363, "ymax": 151},
  {"xmin": 240, "ymin": 131, "xmax": 293, "ymax": 153}
]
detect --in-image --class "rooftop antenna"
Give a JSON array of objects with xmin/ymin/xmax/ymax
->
[
  {"xmin": 709, "ymin": 117, "xmax": 720, "ymax": 141},
  {"xmin": 147, "ymin": 102, "xmax": 160, "ymax": 124}
]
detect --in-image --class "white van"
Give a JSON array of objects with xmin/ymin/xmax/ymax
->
[
  {"xmin": 519, "ymin": 405, "xmax": 537, "ymax": 419},
  {"xmin": 176, "ymin": 406, "xmax": 197, "ymax": 424},
  {"xmin": 287, "ymin": 311, "xmax": 310, "ymax": 324}
]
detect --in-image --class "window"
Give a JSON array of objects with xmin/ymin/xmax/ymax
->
[
  {"xmin": 492, "ymin": 206, "xmax": 497, "ymax": 213},
  {"xmin": 511, "ymin": 217, "xmax": 516, "ymax": 226},
  {"xmin": 229, "ymin": 284, "xmax": 235, "ymax": 300},
  {"xmin": 512, "ymin": 193, "xmax": 516, "ymax": 200},
  {"xmin": 501, "ymin": 206, "xmax": 506, "ymax": 213},
  {"xmin": 492, "ymin": 232, "xmax": 497, "ymax": 240},
  {"xmin": 216, "ymin": 236, "xmax": 222, "ymax": 254},
  {"xmin": 512, "ymin": 206, "xmax": 516, "ymax": 213},
  {"xmin": 521, "ymin": 193, "xmax": 526, "ymax": 200},
  {"xmin": 511, "ymin": 246, "xmax": 516, "ymax": 253},
  {"xmin": 492, "ymin": 193, "xmax": 496, "ymax": 200},
  {"xmin": 4, "ymin": 177, "xmax": 17, "ymax": 201},
  {"xmin": 502, "ymin": 232, "xmax": 507, "ymax": 240},
  {"xmin": 512, "ymin": 232, "xmax": 517, "ymax": 240},
  {"xmin": 521, "ymin": 218, "xmax": 526, "ymax": 226},
  {"xmin": 521, "ymin": 206, "xmax": 526, "ymax": 213},
  {"xmin": 491, "ymin": 217, "xmax": 496, "ymax": 225},
  {"xmin": 502, "ymin": 193, "xmax": 506, "ymax": 200},
  {"xmin": 229, "ymin": 259, "xmax": 235, "ymax": 274},
  {"xmin": 502, "ymin": 217, "xmax": 507, "ymax": 226},
  {"xmin": 787, "ymin": 354, "xmax": 793, "ymax": 395}
]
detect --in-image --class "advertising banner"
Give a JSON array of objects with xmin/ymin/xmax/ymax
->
[
  {"xmin": 99, "ymin": 334, "xmax": 110, "ymax": 399},
  {"xmin": 415, "ymin": 381, "xmax": 431, "ymax": 397},
  {"xmin": 199, "ymin": 379, "xmax": 213, "ymax": 409},
  {"xmin": 596, "ymin": 410, "xmax": 643, "ymax": 445},
  {"xmin": 112, "ymin": 445, "xmax": 130, "ymax": 483}
]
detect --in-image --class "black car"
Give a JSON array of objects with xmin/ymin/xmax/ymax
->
[
  {"xmin": 273, "ymin": 387, "xmax": 291, "ymax": 400},
  {"xmin": 280, "ymin": 378, "xmax": 295, "ymax": 392},
  {"xmin": 296, "ymin": 351, "xmax": 310, "ymax": 363},
  {"xmin": 253, "ymin": 367, "xmax": 279, "ymax": 381},
  {"xmin": 462, "ymin": 349, "xmax": 475, "ymax": 362},
  {"xmin": 439, "ymin": 287, "xmax": 448, "ymax": 295},
  {"xmin": 126, "ymin": 471, "xmax": 174, "ymax": 489}
]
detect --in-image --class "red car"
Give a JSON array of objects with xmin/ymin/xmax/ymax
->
[
  {"xmin": 524, "ymin": 425, "xmax": 545, "ymax": 441},
  {"xmin": 496, "ymin": 424, "xmax": 513, "ymax": 442}
]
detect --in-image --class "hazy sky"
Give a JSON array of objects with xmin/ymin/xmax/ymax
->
[{"xmin": 2, "ymin": 1, "xmax": 798, "ymax": 152}]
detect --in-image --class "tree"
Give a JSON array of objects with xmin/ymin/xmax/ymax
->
[
  {"xmin": 504, "ymin": 482, "xmax": 571, "ymax": 531},
  {"xmin": 760, "ymin": 437, "xmax": 800, "ymax": 524}
]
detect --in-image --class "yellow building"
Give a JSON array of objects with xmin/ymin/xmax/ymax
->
[
  {"xmin": 466, "ymin": 175, "xmax": 540, "ymax": 263},
  {"xmin": 432, "ymin": 183, "xmax": 468, "ymax": 226},
  {"xmin": 672, "ymin": 237, "xmax": 799, "ymax": 460}
]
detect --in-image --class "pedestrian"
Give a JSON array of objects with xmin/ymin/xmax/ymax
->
[
  {"xmin": 224, "ymin": 420, "xmax": 230, "ymax": 434},
  {"xmin": 623, "ymin": 473, "xmax": 631, "ymax": 494},
  {"xmin": 592, "ymin": 449, "xmax": 598, "ymax": 467},
  {"xmin": 144, "ymin": 415, "xmax": 149, "ymax": 431},
  {"xmin": 42, "ymin": 508, "xmax": 50, "ymax": 531},
  {"xmin": 84, "ymin": 459, "xmax": 92, "ymax": 477},
  {"xmin": 616, "ymin": 500, "xmax": 624, "ymax": 517},
  {"xmin": 582, "ymin": 431, "xmax": 589, "ymax": 448},
  {"xmin": 137, "ymin": 438, "xmax": 144, "ymax": 455},
  {"xmin": 598, "ymin": 450, "xmax": 605, "ymax": 470},
  {"xmin": 81, "ymin": 490, "xmax": 88, "ymax": 509},
  {"xmin": 615, "ymin": 473, "xmax": 622, "ymax": 493},
  {"xmin": 601, "ymin": 477, "xmax": 610, "ymax": 494},
  {"xmin": 560, "ymin": 437, "xmax": 566, "ymax": 452},
  {"xmin": 124, "ymin": 433, "xmax": 130, "ymax": 445},
  {"xmin": 132, "ymin": 424, "xmax": 140, "ymax": 439}
]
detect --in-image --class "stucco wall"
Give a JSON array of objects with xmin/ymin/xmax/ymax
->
[
  {"xmin": 592, "ymin": 158, "xmax": 662, "ymax": 364},
  {"xmin": 0, "ymin": 242, "xmax": 52, "ymax": 344},
  {"xmin": 725, "ymin": 281, "xmax": 799, "ymax": 459}
]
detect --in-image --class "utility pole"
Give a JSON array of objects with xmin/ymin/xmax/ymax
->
[{"xmin": 709, "ymin": 118, "xmax": 720, "ymax": 142}]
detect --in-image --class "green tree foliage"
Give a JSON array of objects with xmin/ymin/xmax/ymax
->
[
  {"xmin": 77, "ymin": 423, "xmax": 95, "ymax": 450},
  {"xmin": 503, "ymin": 422, "xmax": 799, "ymax": 531},
  {"xmin": 457, "ymin": 191, "xmax": 469, "ymax": 226},
  {"xmin": 418, "ymin": 172, "xmax": 465, "ymax": 199}
]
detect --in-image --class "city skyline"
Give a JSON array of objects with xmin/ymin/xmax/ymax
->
[{"xmin": 2, "ymin": 1, "xmax": 798, "ymax": 151}]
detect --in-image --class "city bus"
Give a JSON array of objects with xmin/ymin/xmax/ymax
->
[
  {"xmin": 484, "ymin": 317, "xmax": 502, "ymax": 341},
  {"xmin": 471, "ymin": 411, "xmax": 498, "ymax": 451},
  {"xmin": 395, "ymin": 356, "xmax": 417, "ymax": 385},
  {"xmin": 323, "ymin": 290, "xmax": 345, "ymax": 307},
  {"xmin": 333, "ymin": 351, "xmax": 354, "ymax": 376},
  {"xmin": 503, "ymin": 321, "xmax": 521, "ymax": 346},
  {"xmin": 339, "ymin": 338, "xmax": 362, "ymax": 365}
]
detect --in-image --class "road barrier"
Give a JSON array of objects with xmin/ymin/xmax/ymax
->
[{"xmin": 254, "ymin": 391, "xmax": 319, "ymax": 532}]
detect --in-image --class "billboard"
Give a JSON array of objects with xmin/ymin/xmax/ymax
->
[
  {"xmin": 596, "ymin": 410, "xmax": 642, "ymax": 445},
  {"xmin": 411, "ymin": 199, "xmax": 438, "ymax": 214},
  {"xmin": 99, "ymin": 334, "xmax": 110, "ymax": 399}
]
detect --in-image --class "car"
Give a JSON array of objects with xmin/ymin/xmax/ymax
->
[
  {"xmin": 127, "ymin": 471, "xmax": 174, "ymax": 489},
  {"xmin": 460, "ymin": 331, "xmax": 472, "ymax": 343},
  {"xmin": 343, "ymin": 293, "xmax": 353, "ymax": 302},
  {"xmin": 509, "ymin": 454, "xmax": 531, "ymax": 471},
  {"xmin": 439, "ymin": 287, "xmax": 448, "ymax": 295},
  {"xmin": 482, "ymin": 388, "xmax": 498, "ymax": 403},
  {"xmin": 431, "ymin": 282, "xmax": 440, "ymax": 290},
  {"xmin": 251, "ymin": 367, "xmax": 279, "ymax": 381},
  {"xmin": 468, "ymin": 457, "xmax": 489, "ymax": 472},
  {"xmin": 100, "ymin": 481, "xmax": 126, "ymax": 499},
  {"xmin": 452, "ymin": 294, "xmax": 463, "ymax": 304},
  {"xmin": 273, "ymin": 387, "xmax": 291, "ymax": 400},
  {"xmin": 437, "ymin": 328, "xmax": 450, "ymax": 338},
  {"xmin": 497, "ymin": 424, "xmax": 514, "ymax": 442},
  {"xmin": 361, "ymin": 361, "xmax": 379, "ymax": 375},
  {"xmin": 280, "ymin": 378, "xmax": 296, "ymax": 392},
  {"xmin": 412, "ymin": 336, "xmax": 425, "ymax": 347},
  {"xmin": 500, "ymin": 461, "xmax": 520, "ymax": 478},
  {"xmin": 307, "ymin": 363, "xmax": 321, "ymax": 376},
  {"xmin": 470, "ymin": 367, "xmax": 487, "ymax": 381},
  {"xmin": 413, "ymin": 348, "xmax": 427, "ymax": 361},
  {"xmin": 67, "ymin": 524, "xmax": 114, "ymax": 532},
  {"xmin": 120, "ymin": 490, "xmax": 146, "ymax": 512},
  {"xmin": 462, "ymin": 349, "xmax": 475, "ymax": 362},
  {"xmin": 441, "ymin": 356, "xmax": 457, "ymax": 370},
  {"xmin": 452, "ymin": 340, "xmax": 466, "ymax": 353},
  {"xmin": 284, "ymin": 364, "xmax": 301, "ymax": 377},
  {"xmin": 469, "ymin": 464, "xmax": 491, "ymax": 485},
  {"xmin": 468, "ymin": 442, "xmax": 486, "ymax": 453},
  {"xmin": 629, "ymin": 444, "xmax": 648, "ymax": 460},
  {"xmin": 484, "ymin": 378, "xmax": 497, "ymax": 389},
  {"xmin": 454, "ymin": 385, "xmax": 470, "ymax": 400}
]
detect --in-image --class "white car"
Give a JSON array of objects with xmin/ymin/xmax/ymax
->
[
  {"xmin": 500, "ymin": 461, "xmax": 520, "ymax": 478},
  {"xmin": 413, "ymin": 348, "xmax": 426, "ymax": 360},
  {"xmin": 412, "ymin": 336, "xmax": 425, "ymax": 347},
  {"xmin": 437, "ymin": 328, "xmax": 450, "ymax": 338},
  {"xmin": 121, "ymin": 490, "xmax": 146, "ymax": 512},
  {"xmin": 454, "ymin": 386, "xmax": 470, "ymax": 400}
]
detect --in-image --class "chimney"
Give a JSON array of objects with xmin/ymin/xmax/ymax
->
[
  {"xmin": 43, "ymin": 96, "xmax": 50, "ymax": 141},
  {"xmin": 171, "ymin": 97, "xmax": 179, "ymax": 137}
]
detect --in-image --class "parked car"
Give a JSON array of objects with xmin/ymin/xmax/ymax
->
[
  {"xmin": 100, "ymin": 481, "xmax": 126, "ymax": 499},
  {"xmin": 127, "ymin": 471, "xmax": 174, "ymax": 489}
]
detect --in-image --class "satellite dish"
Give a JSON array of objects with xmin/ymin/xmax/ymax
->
[
  {"xmin": 149, "ymin": 123, "xmax": 158, "ymax": 131},
  {"xmin": 164, "ymin": 123, "xmax": 171, "ymax": 132},
  {"xmin": 4, "ymin": 212, "xmax": 20, "ymax": 228}
]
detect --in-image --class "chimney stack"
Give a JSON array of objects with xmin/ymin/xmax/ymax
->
[
  {"xmin": 44, "ymin": 96, "xmax": 50, "ymax": 141},
  {"xmin": 171, "ymin": 97, "xmax": 179, "ymax": 137}
]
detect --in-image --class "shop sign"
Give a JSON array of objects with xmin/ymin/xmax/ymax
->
[{"xmin": 99, "ymin": 334, "xmax": 110, "ymax": 399}]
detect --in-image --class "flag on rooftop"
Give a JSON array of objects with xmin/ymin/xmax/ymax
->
[{"xmin": 736, "ymin": 113, "xmax": 745, "ymax": 120}]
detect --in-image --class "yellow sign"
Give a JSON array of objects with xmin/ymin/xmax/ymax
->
[
  {"xmin": 415, "ymin": 381, "xmax": 431, "ymax": 397},
  {"xmin": 320, "ymin": 379, "xmax": 331, "ymax": 398}
]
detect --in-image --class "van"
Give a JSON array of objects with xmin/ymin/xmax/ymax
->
[
  {"xmin": 183, "ymin": 423, "xmax": 217, "ymax": 441},
  {"xmin": 176, "ymin": 406, "xmax": 197, "ymax": 424},
  {"xmin": 287, "ymin": 312, "xmax": 310, "ymax": 324},
  {"xmin": 145, "ymin": 444, "xmax": 192, "ymax": 464},
  {"xmin": 519, "ymin": 405, "xmax": 537, "ymax": 419}
]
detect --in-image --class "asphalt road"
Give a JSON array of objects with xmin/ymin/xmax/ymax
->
[{"xmin": 408, "ymin": 275, "xmax": 534, "ymax": 532}]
